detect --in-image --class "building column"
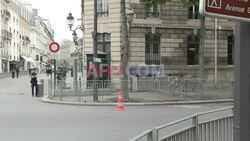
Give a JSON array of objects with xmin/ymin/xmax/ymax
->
[{"xmin": 234, "ymin": 22, "xmax": 250, "ymax": 141}]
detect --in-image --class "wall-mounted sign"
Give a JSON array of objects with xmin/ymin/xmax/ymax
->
[{"xmin": 200, "ymin": 0, "xmax": 250, "ymax": 22}]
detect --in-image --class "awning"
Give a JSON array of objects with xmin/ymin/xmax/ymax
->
[
  {"xmin": 21, "ymin": 56, "xmax": 29, "ymax": 61},
  {"xmin": 1, "ymin": 57, "xmax": 8, "ymax": 60},
  {"xmin": 27, "ymin": 57, "xmax": 35, "ymax": 64}
]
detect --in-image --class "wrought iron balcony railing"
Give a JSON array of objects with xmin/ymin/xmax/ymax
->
[{"xmin": 1, "ymin": 10, "xmax": 11, "ymax": 21}]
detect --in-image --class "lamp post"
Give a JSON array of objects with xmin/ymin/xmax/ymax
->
[
  {"xmin": 126, "ymin": 7, "xmax": 134, "ymax": 29},
  {"xmin": 214, "ymin": 18, "xmax": 222, "ymax": 85},
  {"xmin": 67, "ymin": 13, "xmax": 83, "ymax": 91}
]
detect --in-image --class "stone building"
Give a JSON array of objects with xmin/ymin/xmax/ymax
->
[
  {"xmin": 82, "ymin": 0, "xmax": 234, "ymax": 81},
  {"xmin": 0, "ymin": 0, "xmax": 54, "ymax": 73}
]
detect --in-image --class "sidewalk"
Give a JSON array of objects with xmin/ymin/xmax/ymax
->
[
  {"xmin": 41, "ymin": 95, "xmax": 233, "ymax": 106},
  {"xmin": 0, "ymin": 71, "xmax": 28, "ymax": 79}
]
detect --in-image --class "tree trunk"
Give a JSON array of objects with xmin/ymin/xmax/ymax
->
[
  {"xmin": 121, "ymin": 0, "xmax": 129, "ymax": 101},
  {"xmin": 199, "ymin": 16, "xmax": 205, "ymax": 80},
  {"xmin": 93, "ymin": 0, "xmax": 99, "ymax": 102}
]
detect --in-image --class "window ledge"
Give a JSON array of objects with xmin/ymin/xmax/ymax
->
[{"xmin": 133, "ymin": 18, "xmax": 162, "ymax": 25}]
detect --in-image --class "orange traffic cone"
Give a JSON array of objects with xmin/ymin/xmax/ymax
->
[{"xmin": 117, "ymin": 91, "xmax": 125, "ymax": 111}]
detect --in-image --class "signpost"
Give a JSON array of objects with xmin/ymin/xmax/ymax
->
[
  {"xmin": 49, "ymin": 42, "xmax": 60, "ymax": 92},
  {"xmin": 200, "ymin": 1, "xmax": 250, "ymax": 141},
  {"xmin": 200, "ymin": 0, "xmax": 250, "ymax": 22},
  {"xmin": 94, "ymin": 57, "xmax": 101, "ymax": 63}
]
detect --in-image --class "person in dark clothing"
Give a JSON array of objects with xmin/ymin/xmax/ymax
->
[
  {"xmin": 30, "ymin": 69, "xmax": 38, "ymax": 97},
  {"xmin": 16, "ymin": 67, "xmax": 19, "ymax": 78},
  {"xmin": 28, "ymin": 68, "xmax": 32, "ymax": 76},
  {"xmin": 11, "ymin": 68, "xmax": 15, "ymax": 79}
]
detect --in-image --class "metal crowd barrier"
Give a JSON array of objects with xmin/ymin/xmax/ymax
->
[
  {"xmin": 47, "ymin": 79, "xmax": 233, "ymax": 103},
  {"xmin": 129, "ymin": 107, "xmax": 234, "ymax": 141}
]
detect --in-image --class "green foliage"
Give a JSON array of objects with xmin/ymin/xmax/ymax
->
[
  {"xmin": 56, "ymin": 61, "xmax": 70, "ymax": 81},
  {"xmin": 140, "ymin": 0, "xmax": 199, "ymax": 6}
]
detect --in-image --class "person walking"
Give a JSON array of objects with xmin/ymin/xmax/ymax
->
[
  {"xmin": 30, "ymin": 69, "xmax": 38, "ymax": 97},
  {"xmin": 28, "ymin": 68, "xmax": 32, "ymax": 76},
  {"xmin": 11, "ymin": 68, "xmax": 15, "ymax": 79},
  {"xmin": 16, "ymin": 67, "xmax": 19, "ymax": 78}
]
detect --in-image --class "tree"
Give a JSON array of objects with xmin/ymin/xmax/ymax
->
[
  {"xmin": 140, "ymin": 0, "xmax": 205, "ymax": 79},
  {"xmin": 56, "ymin": 61, "xmax": 70, "ymax": 82},
  {"xmin": 121, "ymin": 0, "xmax": 130, "ymax": 101}
]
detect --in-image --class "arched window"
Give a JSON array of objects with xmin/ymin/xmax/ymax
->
[
  {"xmin": 187, "ymin": 34, "xmax": 199, "ymax": 65},
  {"xmin": 228, "ymin": 35, "xmax": 234, "ymax": 65}
]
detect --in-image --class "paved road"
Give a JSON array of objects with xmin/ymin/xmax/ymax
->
[{"xmin": 0, "ymin": 75, "xmax": 232, "ymax": 141}]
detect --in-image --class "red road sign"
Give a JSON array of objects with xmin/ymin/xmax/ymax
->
[
  {"xmin": 49, "ymin": 42, "xmax": 60, "ymax": 53},
  {"xmin": 200, "ymin": 0, "xmax": 250, "ymax": 22}
]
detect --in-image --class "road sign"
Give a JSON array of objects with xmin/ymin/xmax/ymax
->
[
  {"xmin": 49, "ymin": 42, "xmax": 60, "ymax": 53},
  {"xmin": 94, "ymin": 58, "xmax": 102, "ymax": 63},
  {"xmin": 200, "ymin": 0, "xmax": 250, "ymax": 22},
  {"xmin": 49, "ymin": 53, "xmax": 59, "ymax": 60}
]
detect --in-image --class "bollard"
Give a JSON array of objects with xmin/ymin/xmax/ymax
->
[
  {"xmin": 37, "ymin": 83, "xmax": 44, "ymax": 97},
  {"xmin": 40, "ymin": 79, "xmax": 44, "ymax": 84}
]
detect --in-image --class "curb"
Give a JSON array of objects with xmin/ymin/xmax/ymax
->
[{"xmin": 41, "ymin": 96, "xmax": 234, "ymax": 106}]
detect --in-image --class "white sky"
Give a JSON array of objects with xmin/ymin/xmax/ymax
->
[{"xmin": 23, "ymin": 0, "xmax": 82, "ymax": 43}]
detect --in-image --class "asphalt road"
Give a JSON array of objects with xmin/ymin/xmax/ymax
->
[{"xmin": 0, "ymin": 75, "xmax": 232, "ymax": 141}]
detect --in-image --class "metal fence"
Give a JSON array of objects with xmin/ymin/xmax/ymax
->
[
  {"xmin": 129, "ymin": 107, "xmax": 234, "ymax": 141},
  {"xmin": 47, "ymin": 79, "xmax": 233, "ymax": 103}
]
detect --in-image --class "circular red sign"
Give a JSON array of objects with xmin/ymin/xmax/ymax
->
[{"xmin": 49, "ymin": 42, "xmax": 60, "ymax": 53}]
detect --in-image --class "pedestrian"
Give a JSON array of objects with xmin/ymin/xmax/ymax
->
[
  {"xmin": 16, "ymin": 67, "xmax": 19, "ymax": 78},
  {"xmin": 28, "ymin": 68, "xmax": 32, "ymax": 76},
  {"xmin": 11, "ymin": 68, "xmax": 15, "ymax": 79},
  {"xmin": 30, "ymin": 69, "xmax": 38, "ymax": 97}
]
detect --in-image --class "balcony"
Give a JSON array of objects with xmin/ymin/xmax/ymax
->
[
  {"xmin": 2, "ymin": 29, "xmax": 12, "ymax": 41},
  {"xmin": 1, "ymin": 10, "xmax": 11, "ymax": 21},
  {"xmin": 22, "ymin": 36, "xmax": 31, "ymax": 45},
  {"xmin": 23, "ymin": 36, "xmax": 30, "ymax": 42}
]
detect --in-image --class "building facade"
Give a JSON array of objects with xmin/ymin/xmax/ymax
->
[
  {"xmin": 0, "ymin": 0, "xmax": 12, "ymax": 72},
  {"xmin": 82, "ymin": 0, "xmax": 235, "ymax": 81},
  {"xmin": 30, "ymin": 14, "xmax": 54, "ymax": 72},
  {"xmin": 0, "ymin": 0, "xmax": 54, "ymax": 73}
]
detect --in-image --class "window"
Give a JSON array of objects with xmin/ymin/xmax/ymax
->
[
  {"xmin": 36, "ymin": 55, "xmax": 39, "ymax": 61},
  {"xmin": 97, "ymin": 0, "xmax": 109, "ymax": 17},
  {"xmin": 187, "ymin": 34, "xmax": 200, "ymax": 65},
  {"xmin": 188, "ymin": 5, "xmax": 199, "ymax": 19},
  {"xmin": 146, "ymin": 4, "xmax": 160, "ymax": 18},
  {"xmin": 40, "ymin": 56, "xmax": 43, "ymax": 62},
  {"xmin": 228, "ymin": 35, "xmax": 234, "ymax": 65},
  {"xmin": 145, "ymin": 34, "xmax": 160, "ymax": 65},
  {"xmin": 97, "ymin": 33, "xmax": 111, "ymax": 53}
]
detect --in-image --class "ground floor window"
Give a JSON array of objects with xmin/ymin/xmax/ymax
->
[
  {"xmin": 145, "ymin": 33, "xmax": 161, "ymax": 65},
  {"xmin": 228, "ymin": 35, "xmax": 234, "ymax": 65},
  {"xmin": 187, "ymin": 34, "xmax": 200, "ymax": 65}
]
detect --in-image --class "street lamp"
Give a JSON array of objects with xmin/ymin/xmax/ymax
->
[
  {"xmin": 126, "ymin": 7, "xmax": 134, "ymax": 29},
  {"xmin": 66, "ymin": 13, "xmax": 83, "ymax": 93},
  {"xmin": 67, "ymin": 13, "xmax": 74, "ymax": 30}
]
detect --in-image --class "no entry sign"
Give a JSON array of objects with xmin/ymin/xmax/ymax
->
[
  {"xmin": 49, "ymin": 42, "xmax": 60, "ymax": 53},
  {"xmin": 200, "ymin": 0, "xmax": 250, "ymax": 22}
]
